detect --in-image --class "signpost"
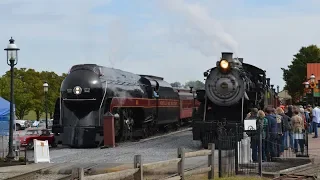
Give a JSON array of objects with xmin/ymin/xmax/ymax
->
[{"xmin": 33, "ymin": 139, "xmax": 50, "ymax": 163}]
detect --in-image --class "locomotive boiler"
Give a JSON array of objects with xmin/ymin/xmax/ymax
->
[
  {"xmin": 192, "ymin": 52, "xmax": 279, "ymax": 149},
  {"xmin": 52, "ymin": 64, "xmax": 199, "ymax": 148}
]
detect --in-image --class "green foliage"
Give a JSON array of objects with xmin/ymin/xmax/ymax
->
[
  {"xmin": 0, "ymin": 68, "xmax": 65, "ymax": 120},
  {"xmin": 184, "ymin": 80, "xmax": 205, "ymax": 90},
  {"xmin": 170, "ymin": 82, "xmax": 182, "ymax": 88},
  {"xmin": 170, "ymin": 80, "xmax": 205, "ymax": 90},
  {"xmin": 282, "ymin": 45, "xmax": 320, "ymax": 101}
]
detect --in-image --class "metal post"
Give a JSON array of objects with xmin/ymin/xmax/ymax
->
[
  {"xmin": 305, "ymin": 130, "xmax": 309, "ymax": 157},
  {"xmin": 192, "ymin": 92, "xmax": 195, "ymax": 108},
  {"xmin": 6, "ymin": 60, "xmax": 15, "ymax": 160},
  {"xmin": 235, "ymin": 124, "xmax": 239, "ymax": 174},
  {"xmin": 45, "ymin": 91, "xmax": 48, "ymax": 129},
  {"xmin": 218, "ymin": 138, "xmax": 222, "ymax": 178},
  {"xmin": 208, "ymin": 143, "xmax": 215, "ymax": 179},
  {"xmin": 258, "ymin": 123, "xmax": 262, "ymax": 176},
  {"xmin": 312, "ymin": 88, "xmax": 315, "ymax": 107}
]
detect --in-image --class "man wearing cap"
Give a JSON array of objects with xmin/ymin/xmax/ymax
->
[{"xmin": 312, "ymin": 104, "xmax": 320, "ymax": 138}]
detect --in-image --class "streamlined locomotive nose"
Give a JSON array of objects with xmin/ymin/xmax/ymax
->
[
  {"xmin": 61, "ymin": 69, "xmax": 103, "ymax": 99},
  {"xmin": 59, "ymin": 67, "xmax": 105, "ymax": 148}
]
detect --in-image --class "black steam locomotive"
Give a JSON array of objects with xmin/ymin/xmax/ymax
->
[
  {"xmin": 192, "ymin": 52, "xmax": 279, "ymax": 149},
  {"xmin": 52, "ymin": 64, "xmax": 198, "ymax": 148}
]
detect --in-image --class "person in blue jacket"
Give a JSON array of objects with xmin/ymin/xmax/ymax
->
[{"xmin": 264, "ymin": 107, "xmax": 278, "ymax": 161}]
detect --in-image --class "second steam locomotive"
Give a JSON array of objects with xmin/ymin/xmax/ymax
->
[
  {"xmin": 52, "ymin": 64, "xmax": 199, "ymax": 148},
  {"xmin": 192, "ymin": 52, "xmax": 280, "ymax": 149}
]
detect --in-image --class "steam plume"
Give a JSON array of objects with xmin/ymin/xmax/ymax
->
[
  {"xmin": 159, "ymin": 0, "xmax": 239, "ymax": 56},
  {"xmin": 107, "ymin": 19, "xmax": 130, "ymax": 67}
]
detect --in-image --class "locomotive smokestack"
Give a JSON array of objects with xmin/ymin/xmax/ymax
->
[
  {"xmin": 238, "ymin": 58, "xmax": 243, "ymax": 63},
  {"xmin": 221, "ymin": 52, "xmax": 233, "ymax": 62},
  {"xmin": 266, "ymin": 78, "xmax": 270, "ymax": 87},
  {"xmin": 277, "ymin": 85, "xmax": 279, "ymax": 93}
]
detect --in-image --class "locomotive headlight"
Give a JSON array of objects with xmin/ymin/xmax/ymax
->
[
  {"xmin": 73, "ymin": 86, "xmax": 82, "ymax": 95},
  {"xmin": 220, "ymin": 59, "xmax": 229, "ymax": 69}
]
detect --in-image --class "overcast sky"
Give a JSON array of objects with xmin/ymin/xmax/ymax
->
[{"xmin": 1, "ymin": 0, "xmax": 320, "ymax": 90}]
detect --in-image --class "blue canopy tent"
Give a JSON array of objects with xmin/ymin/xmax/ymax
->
[{"xmin": 0, "ymin": 97, "xmax": 15, "ymax": 136}]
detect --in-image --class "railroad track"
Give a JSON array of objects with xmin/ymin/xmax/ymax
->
[
  {"xmin": 4, "ymin": 163, "xmax": 100, "ymax": 180},
  {"xmin": 273, "ymin": 174, "xmax": 316, "ymax": 180},
  {"xmin": 55, "ymin": 163, "xmax": 101, "ymax": 180},
  {"xmin": 5, "ymin": 163, "xmax": 62, "ymax": 180}
]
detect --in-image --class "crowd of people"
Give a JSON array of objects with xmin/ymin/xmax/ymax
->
[{"xmin": 246, "ymin": 104, "xmax": 320, "ymax": 162}]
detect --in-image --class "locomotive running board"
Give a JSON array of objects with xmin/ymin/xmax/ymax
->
[{"xmin": 63, "ymin": 98, "xmax": 97, "ymax": 101}]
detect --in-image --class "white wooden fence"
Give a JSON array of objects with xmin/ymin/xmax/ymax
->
[{"xmin": 72, "ymin": 144, "xmax": 215, "ymax": 180}]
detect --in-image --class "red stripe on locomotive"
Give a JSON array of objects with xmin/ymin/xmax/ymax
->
[
  {"xmin": 110, "ymin": 97, "xmax": 200, "ymax": 120},
  {"xmin": 109, "ymin": 97, "xmax": 180, "ymax": 111}
]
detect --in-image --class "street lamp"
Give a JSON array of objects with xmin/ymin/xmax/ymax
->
[
  {"xmin": 189, "ymin": 86, "xmax": 195, "ymax": 107},
  {"xmin": 43, "ymin": 82, "xmax": 49, "ymax": 129},
  {"xmin": 4, "ymin": 37, "xmax": 20, "ymax": 160},
  {"xmin": 305, "ymin": 82, "xmax": 310, "ymax": 89},
  {"xmin": 310, "ymin": 74, "xmax": 316, "ymax": 83},
  {"xmin": 304, "ymin": 74, "xmax": 317, "ymax": 107}
]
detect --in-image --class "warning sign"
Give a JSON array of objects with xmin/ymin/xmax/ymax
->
[{"xmin": 33, "ymin": 139, "xmax": 50, "ymax": 163}]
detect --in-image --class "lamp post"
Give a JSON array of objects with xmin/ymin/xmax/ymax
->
[
  {"xmin": 4, "ymin": 37, "xmax": 20, "ymax": 160},
  {"xmin": 189, "ymin": 86, "xmax": 195, "ymax": 107},
  {"xmin": 304, "ymin": 74, "xmax": 316, "ymax": 107},
  {"xmin": 43, "ymin": 82, "xmax": 49, "ymax": 129}
]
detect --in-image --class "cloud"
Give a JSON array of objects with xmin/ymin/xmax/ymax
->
[
  {"xmin": 0, "ymin": 0, "xmax": 114, "ymax": 74},
  {"xmin": 1, "ymin": 0, "xmax": 320, "ymax": 91}
]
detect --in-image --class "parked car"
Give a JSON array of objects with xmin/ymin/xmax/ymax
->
[
  {"xmin": 19, "ymin": 129, "xmax": 57, "ymax": 149},
  {"xmin": 15, "ymin": 120, "xmax": 27, "ymax": 131}
]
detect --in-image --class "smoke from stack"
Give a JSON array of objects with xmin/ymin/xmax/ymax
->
[
  {"xmin": 107, "ymin": 19, "xmax": 130, "ymax": 67},
  {"xmin": 159, "ymin": 0, "xmax": 239, "ymax": 57}
]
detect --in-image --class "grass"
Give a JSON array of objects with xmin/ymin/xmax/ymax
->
[
  {"xmin": 185, "ymin": 174, "xmax": 270, "ymax": 180},
  {"xmin": 23, "ymin": 110, "xmax": 47, "ymax": 120}
]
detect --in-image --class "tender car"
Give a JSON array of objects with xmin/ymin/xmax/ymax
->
[{"xmin": 19, "ymin": 129, "xmax": 57, "ymax": 149}]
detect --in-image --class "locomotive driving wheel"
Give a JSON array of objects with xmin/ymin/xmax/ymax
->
[{"xmin": 119, "ymin": 108, "xmax": 134, "ymax": 142}]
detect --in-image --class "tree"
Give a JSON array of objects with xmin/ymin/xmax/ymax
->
[
  {"xmin": 40, "ymin": 71, "xmax": 65, "ymax": 118},
  {"xmin": 282, "ymin": 45, "xmax": 320, "ymax": 101},
  {"xmin": 0, "ymin": 74, "xmax": 34, "ymax": 119},
  {"xmin": 184, "ymin": 80, "xmax": 205, "ymax": 90},
  {"xmin": 0, "ymin": 68, "xmax": 65, "ymax": 120},
  {"xmin": 170, "ymin": 82, "xmax": 182, "ymax": 88}
]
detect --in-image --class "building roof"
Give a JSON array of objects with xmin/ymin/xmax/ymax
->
[{"xmin": 278, "ymin": 90, "xmax": 292, "ymax": 99}]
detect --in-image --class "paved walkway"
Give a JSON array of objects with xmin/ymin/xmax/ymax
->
[
  {"xmin": 307, "ymin": 132, "xmax": 320, "ymax": 159},
  {"xmin": 282, "ymin": 131, "xmax": 320, "ymax": 177}
]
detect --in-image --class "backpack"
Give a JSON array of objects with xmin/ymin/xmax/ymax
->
[
  {"xmin": 282, "ymin": 114, "xmax": 291, "ymax": 131},
  {"xmin": 276, "ymin": 115, "xmax": 282, "ymax": 123}
]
